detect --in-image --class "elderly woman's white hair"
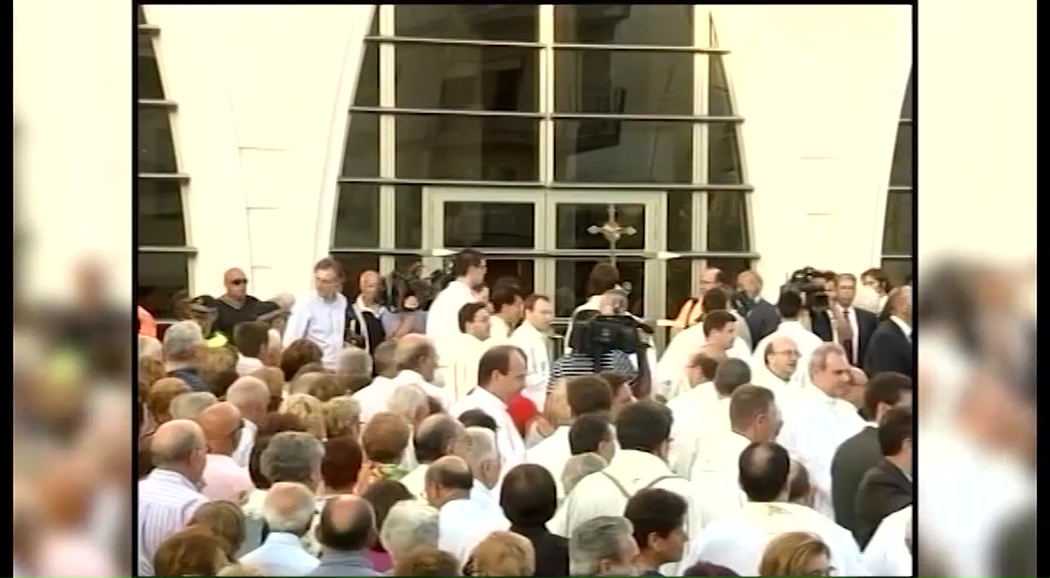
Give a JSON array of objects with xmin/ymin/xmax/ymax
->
[
  {"xmin": 138, "ymin": 335, "xmax": 162, "ymax": 359},
  {"xmin": 562, "ymin": 452, "xmax": 607, "ymax": 495},
  {"xmin": 386, "ymin": 383, "xmax": 427, "ymax": 421},
  {"xmin": 269, "ymin": 293, "xmax": 296, "ymax": 311},
  {"xmin": 380, "ymin": 500, "xmax": 440, "ymax": 562},
  {"xmin": 338, "ymin": 346, "xmax": 373, "ymax": 375}
]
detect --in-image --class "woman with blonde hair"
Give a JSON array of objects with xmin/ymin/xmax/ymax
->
[
  {"xmin": 758, "ymin": 532, "xmax": 833, "ymax": 577},
  {"xmin": 188, "ymin": 500, "xmax": 247, "ymax": 561},
  {"xmin": 280, "ymin": 393, "xmax": 327, "ymax": 439}
]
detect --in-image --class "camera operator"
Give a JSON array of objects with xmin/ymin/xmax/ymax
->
[
  {"xmin": 347, "ymin": 270, "xmax": 389, "ymax": 355},
  {"xmin": 425, "ymin": 249, "xmax": 488, "ymax": 376}
]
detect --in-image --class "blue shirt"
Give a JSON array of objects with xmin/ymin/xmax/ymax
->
[
  {"xmin": 308, "ymin": 550, "xmax": 381, "ymax": 577},
  {"xmin": 283, "ymin": 291, "xmax": 348, "ymax": 369},
  {"xmin": 240, "ymin": 532, "xmax": 319, "ymax": 576}
]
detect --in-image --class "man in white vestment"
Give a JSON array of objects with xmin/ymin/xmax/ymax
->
[
  {"xmin": 510, "ymin": 294, "xmax": 554, "ymax": 410},
  {"xmin": 667, "ymin": 357, "xmax": 749, "ymax": 477},
  {"xmin": 401, "ymin": 414, "xmax": 465, "ymax": 501},
  {"xmin": 687, "ymin": 441, "xmax": 868, "ymax": 576},
  {"xmin": 446, "ymin": 302, "xmax": 493, "ymax": 402},
  {"xmin": 750, "ymin": 291, "xmax": 824, "ymax": 387},
  {"xmin": 556, "ymin": 401, "xmax": 704, "ymax": 577},
  {"xmin": 460, "ymin": 427, "xmax": 509, "ymax": 520},
  {"xmin": 748, "ymin": 335, "xmax": 805, "ymax": 405},
  {"xmin": 388, "ymin": 335, "xmax": 453, "ymax": 410},
  {"xmin": 861, "ymin": 505, "xmax": 912, "ymax": 576},
  {"xmin": 690, "ymin": 385, "xmax": 782, "ymax": 524},
  {"xmin": 452, "ymin": 345, "xmax": 528, "ymax": 473},
  {"xmin": 487, "ymin": 282, "xmax": 523, "ymax": 342},
  {"xmin": 776, "ymin": 342, "xmax": 865, "ymax": 519},
  {"xmin": 664, "ymin": 345, "xmax": 723, "ymax": 408},
  {"xmin": 426, "ymin": 250, "xmax": 487, "ymax": 383},
  {"xmin": 426, "ymin": 456, "xmax": 509, "ymax": 568},
  {"xmin": 658, "ymin": 301, "xmax": 747, "ymax": 395},
  {"xmin": 526, "ymin": 374, "xmax": 615, "ymax": 498},
  {"xmin": 351, "ymin": 341, "xmax": 400, "ymax": 424}
]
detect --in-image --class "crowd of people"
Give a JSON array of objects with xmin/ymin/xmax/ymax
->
[{"xmin": 135, "ymin": 249, "xmax": 915, "ymax": 576}]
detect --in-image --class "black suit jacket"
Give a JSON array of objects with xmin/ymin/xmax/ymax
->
[
  {"xmin": 746, "ymin": 298, "xmax": 781, "ymax": 349},
  {"xmin": 512, "ymin": 525, "xmax": 569, "ymax": 577},
  {"xmin": 854, "ymin": 458, "xmax": 913, "ymax": 548},
  {"xmin": 811, "ymin": 307, "xmax": 878, "ymax": 365},
  {"xmin": 830, "ymin": 426, "xmax": 880, "ymax": 534},
  {"xmin": 862, "ymin": 319, "xmax": 914, "ymax": 380}
]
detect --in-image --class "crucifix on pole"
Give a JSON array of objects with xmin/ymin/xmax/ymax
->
[{"xmin": 587, "ymin": 204, "xmax": 637, "ymax": 267}]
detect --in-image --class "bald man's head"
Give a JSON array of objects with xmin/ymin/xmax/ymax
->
[
  {"xmin": 224, "ymin": 268, "xmax": 249, "ymax": 298},
  {"xmin": 151, "ymin": 419, "xmax": 206, "ymax": 470},
  {"xmin": 359, "ymin": 270, "xmax": 380, "ymax": 303},
  {"xmin": 425, "ymin": 455, "xmax": 474, "ymax": 491},
  {"xmin": 170, "ymin": 391, "xmax": 218, "ymax": 421},
  {"xmin": 263, "ymin": 482, "xmax": 317, "ymax": 535},
  {"xmin": 764, "ymin": 335, "xmax": 800, "ymax": 379},
  {"xmin": 316, "ymin": 495, "xmax": 376, "ymax": 552},
  {"xmin": 197, "ymin": 402, "xmax": 242, "ymax": 455},
  {"xmin": 225, "ymin": 376, "xmax": 269, "ymax": 424},
  {"xmin": 414, "ymin": 414, "xmax": 465, "ymax": 465}
]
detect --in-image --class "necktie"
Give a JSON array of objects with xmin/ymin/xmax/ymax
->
[{"xmin": 839, "ymin": 309, "xmax": 856, "ymax": 364}]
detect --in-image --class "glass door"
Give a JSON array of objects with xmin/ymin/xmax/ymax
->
[
  {"xmin": 544, "ymin": 191, "xmax": 667, "ymax": 321},
  {"xmin": 423, "ymin": 187, "xmax": 545, "ymax": 294}
]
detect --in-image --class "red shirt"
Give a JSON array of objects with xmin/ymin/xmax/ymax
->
[{"xmin": 506, "ymin": 392, "xmax": 540, "ymax": 437}]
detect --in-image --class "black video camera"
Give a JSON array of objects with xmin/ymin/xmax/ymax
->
[
  {"xmin": 376, "ymin": 259, "xmax": 456, "ymax": 312},
  {"xmin": 568, "ymin": 310, "xmax": 650, "ymax": 358},
  {"xmin": 781, "ymin": 266, "xmax": 831, "ymax": 313}
]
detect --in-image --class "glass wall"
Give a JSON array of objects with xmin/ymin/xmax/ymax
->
[{"xmin": 881, "ymin": 73, "xmax": 914, "ymax": 286}]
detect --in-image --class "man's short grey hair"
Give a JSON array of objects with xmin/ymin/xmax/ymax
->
[
  {"xmin": 150, "ymin": 426, "xmax": 202, "ymax": 466},
  {"xmin": 162, "ymin": 321, "xmax": 204, "ymax": 361},
  {"xmin": 569, "ymin": 516, "xmax": 634, "ymax": 577},
  {"xmin": 169, "ymin": 391, "xmax": 218, "ymax": 420},
  {"xmin": 386, "ymin": 383, "xmax": 427, "ymax": 419},
  {"xmin": 394, "ymin": 337, "xmax": 435, "ymax": 372},
  {"xmin": 713, "ymin": 358, "xmax": 752, "ymax": 391},
  {"xmin": 380, "ymin": 500, "xmax": 440, "ymax": 559},
  {"xmin": 562, "ymin": 453, "xmax": 607, "ymax": 495},
  {"xmin": 809, "ymin": 342, "xmax": 848, "ymax": 375},
  {"xmin": 339, "ymin": 347, "xmax": 373, "ymax": 375},
  {"xmin": 461, "ymin": 426, "xmax": 498, "ymax": 470},
  {"xmin": 261, "ymin": 432, "xmax": 325, "ymax": 485},
  {"xmin": 263, "ymin": 483, "xmax": 317, "ymax": 534}
]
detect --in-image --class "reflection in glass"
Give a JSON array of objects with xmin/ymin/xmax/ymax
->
[
  {"xmin": 395, "ymin": 185, "xmax": 423, "ymax": 249},
  {"xmin": 138, "ymin": 252, "xmax": 191, "ymax": 318},
  {"xmin": 340, "ymin": 112, "xmax": 380, "ymax": 177},
  {"xmin": 708, "ymin": 122, "xmax": 744, "ymax": 185},
  {"xmin": 889, "ymin": 123, "xmax": 913, "ymax": 187},
  {"xmin": 331, "ymin": 254, "xmax": 381, "ymax": 301},
  {"xmin": 395, "ymin": 44, "xmax": 540, "ymax": 112},
  {"xmin": 554, "ymin": 5, "xmax": 692, "ymax": 46},
  {"xmin": 553, "ymin": 50, "xmax": 692, "ymax": 115},
  {"xmin": 555, "ymin": 203, "xmax": 645, "ymax": 250},
  {"xmin": 554, "ymin": 120, "xmax": 691, "ymax": 183},
  {"xmin": 485, "ymin": 260, "xmax": 536, "ymax": 295},
  {"xmin": 666, "ymin": 194, "xmax": 692, "ymax": 252},
  {"xmin": 395, "ymin": 5, "xmax": 538, "ymax": 42},
  {"xmin": 138, "ymin": 108, "xmax": 178, "ymax": 174},
  {"xmin": 707, "ymin": 192, "xmax": 750, "ymax": 252},
  {"xmin": 881, "ymin": 191, "xmax": 913, "ymax": 255},
  {"xmin": 396, "ymin": 114, "xmax": 539, "ymax": 181},
  {"xmin": 332, "ymin": 184, "xmax": 381, "ymax": 248},
  {"xmin": 665, "ymin": 258, "xmax": 695, "ymax": 320},
  {"xmin": 355, "ymin": 39, "xmax": 379, "ymax": 108},
  {"xmin": 707, "ymin": 258, "xmax": 751, "ymax": 286},
  {"xmin": 709, "ymin": 53, "xmax": 733, "ymax": 117},
  {"xmin": 137, "ymin": 34, "xmax": 164, "ymax": 100},
  {"xmin": 443, "ymin": 202, "xmax": 536, "ymax": 249},
  {"xmin": 555, "ymin": 259, "xmax": 645, "ymax": 317},
  {"xmin": 138, "ymin": 179, "xmax": 187, "ymax": 247}
]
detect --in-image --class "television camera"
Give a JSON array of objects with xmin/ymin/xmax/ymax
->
[
  {"xmin": 781, "ymin": 266, "xmax": 832, "ymax": 313},
  {"xmin": 375, "ymin": 259, "xmax": 456, "ymax": 312}
]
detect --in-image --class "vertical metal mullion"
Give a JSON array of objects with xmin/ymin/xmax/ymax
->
[
  {"xmin": 692, "ymin": 6, "xmax": 711, "ymax": 290},
  {"xmin": 538, "ymin": 5, "xmax": 555, "ymax": 301},
  {"xmin": 378, "ymin": 5, "xmax": 396, "ymax": 274}
]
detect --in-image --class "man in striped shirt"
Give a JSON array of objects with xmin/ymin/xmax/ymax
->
[{"xmin": 137, "ymin": 419, "xmax": 209, "ymax": 576}]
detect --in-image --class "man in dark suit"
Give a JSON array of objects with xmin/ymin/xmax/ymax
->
[
  {"xmin": 830, "ymin": 372, "xmax": 912, "ymax": 535},
  {"xmin": 737, "ymin": 270, "xmax": 780, "ymax": 348},
  {"xmin": 855, "ymin": 406, "xmax": 913, "ymax": 548},
  {"xmin": 811, "ymin": 273, "xmax": 878, "ymax": 366},
  {"xmin": 863, "ymin": 286, "xmax": 914, "ymax": 381}
]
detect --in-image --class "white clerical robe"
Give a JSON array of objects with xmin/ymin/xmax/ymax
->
[
  {"xmin": 861, "ymin": 506, "xmax": 912, "ymax": 577},
  {"xmin": 689, "ymin": 502, "xmax": 868, "ymax": 577},
  {"xmin": 351, "ymin": 375, "xmax": 397, "ymax": 424},
  {"xmin": 445, "ymin": 333, "xmax": 489, "ymax": 403},
  {"xmin": 526, "ymin": 426, "xmax": 572, "ymax": 498},
  {"xmin": 454, "ymin": 387, "xmax": 526, "ymax": 473},
  {"xmin": 489, "ymin": 315, "xmax": 510, "ymax": 341},
  {"xmin": 657, "ymin": 324, "xmax": 749, "ymax": 393},
  {"xmin": 389, "ymin": 369, "xmax": 453, "ymax": 410},
  {"xmin": 776, "ymin": 384, "xmax": 864, "ymax": 519},
  {"xmin": 426, "ymin": 280, "xmax": 480, "ymax": 382},
  {"xmin": 510, "ymin": 321, "xmax": 551, "ymax": 410},
  {"xmin": 688, "ymin": 430, "xmax": 750, "ymax": 524},
  {"xmin": 437, "ymin": 497, "xmax": 510, "ymax": 567},
  {"xmin": 400, "ymin": 463, "xmax": 428, "ymax": 501},
  {"xmin": 752, "ymin": 321, "xmax": 824, "ymax": 386},
  {"xmin": 665, "ymin": 383, "xmax": 720, "ymax": 477},
  {"xmin": 556, "ymin": 449, "xmax": 705, "ymax": 577}
]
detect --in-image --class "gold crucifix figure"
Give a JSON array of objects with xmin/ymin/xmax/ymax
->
[{"xmin": 587, "ymin": 204, "xmax": 637, "ymax": 266}]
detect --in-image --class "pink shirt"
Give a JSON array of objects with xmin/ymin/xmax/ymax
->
[{"xmin": 202, "ymin": 454, "xmax": 254, "ymax": 501}]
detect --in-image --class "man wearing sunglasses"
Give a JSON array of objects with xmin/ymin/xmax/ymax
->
[{"xmin": 215, "ymin": 268, "xmax": 264, "ymax": 344}]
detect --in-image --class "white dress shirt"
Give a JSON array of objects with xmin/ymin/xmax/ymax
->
[
  {"xmin": 454, "ymin": 387, "xmax": 526, "ymax": 472},
  {"xmin": 525, "ymin": 426, "xmax": 572, "ymax": 498},
  {"xmin": 283, "ymin": 291, "xmax": 348, "ymax": 369},
  {"xmin": 688, "ymin": 502, "xmax": 869, "ymax": 577},
  {"xmin": 510, "ymin": 321, "xmax": 551, "ymax": 410},
  {"xmin": 556, "ymin": 449, "xmax": 705, "ymax": 576},
  {"xmin": 777, "ymin": 383, "xmax": 865, "ymax": 519},
  {"xmin": 240, "ymin": 532, "xmax": 320, "ymax": 576},
  {"xmin": 657, "ymin": 324, "xmax": 749, "ymax": 393},
  {"xmin": 352, "ymin": 375, "xmax": 398, "ymax": 424},
  {"xmin": 489, "ymin": 315, "xmax": 511, "ymax": 341},
  {"xmin": 470, "ymin": 480, "xmax": 508, "ymax": 519},
  {"xmin": 230, "ymin": 418, "xmax": 257, "ymax": 468},
  {"xmin": 688, "ymin": 430, "xmax": 750, "ymax": 523},
  {"xmin": 445, "ymin": 333, "xmax": 489, "ymax": 403},
  {"xmin": 665, "ymin": 383, "xmax": 722, "ymax": 477},
  {"xmin": 861, "ymin": 506, "xmax": 912, "ymax": 576},
  {"xmin": 827, "ymin": 307, "xmax": 861, "ymax": 365},
  {"xmin": 426, "ymin": 280, "xmax": 480, "ymax": 376},
  {"xmin": 437, "ymin": 497, "xmax": 510, "ymax": 567},
  {"xmin": 236, "ymin": 354, "xmax": 265, "ymax": 377},
  {"xmin": 137, "ymin": 469, "xmax": 208, "ymax": 576},
  {"xmin": 390, "ymin": 369, "xmax": 454, "ymax": 410}
]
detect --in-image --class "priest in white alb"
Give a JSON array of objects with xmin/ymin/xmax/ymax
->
[
  {"xmin": 750, "ymin": 291, "xmax": 824, "ymax": 386},
  {"xmin": 446, "ymin": 302, "xmax": 493, "ymax": 402},
  {"xmin": 452, "ymin": 344, "xmax": 528, "ymax": 474},
  {"xmin": 426, "ymin": 249, "xmax": 487, "ymax": 385},
  {"xmin": 666, "ymin": 356, "xmax": 749, "ymax": 477},
  {"xmin": 748, "ymin": 334, "xmax": 805, "ymax": 405},
  {"xmin": 861, "ymin": 505, "xmax": 912, "ymax": 576},
  {"xmin": 510, "ymin": 294, "xmax": 554, "ymax": 410},
  {"xmin": 487, "ymin": 282, "xmax": 523, "ymax": 342},
  {"xmin": 387, "ymin": 334, "xmax": 454, "ymax": 410},
  {"xmin": 658, "ymin": 290, "xmax": 749, "ymax": 395}
]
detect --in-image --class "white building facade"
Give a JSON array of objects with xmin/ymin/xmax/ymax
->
[{"xmin": 133, "ymin": 4, "xmax": 913, "ymax": 318}]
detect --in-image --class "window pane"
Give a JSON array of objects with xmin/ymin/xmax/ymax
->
[
  {"xmin": 138, "ymin": 108, "xmax": 178, "ymax": 174},
  {"xmin": 340, "ymin": 112, "xmax": 380, "ymax": 177},
  {"xmin": 882, "ymin": 191, "xmax": 913, "ymax": 255},
  {"xmin": 331, "ymin": 254, "xmax": 381, "ymax": 302},
  {"xmin": 666, "ymin": 193, "xmax": 692, "ymax": 252},
  {"xmin": 554, "ymin": 5, "xmax": 693, "ymax": 46},
  {"xmin": 137, "ymin": 179, "xmax": 187, "ymax": 246},
  {"xmin": 890, "ymin": 122, "xmax": 913, "ymax": 187},
  {"xmin": 554, "ymin": 49, "xmax": 693, "ymax": 115},
  {"xmin": 395, "ymin": 185, "xmax": 423, "ymax": 249},
  {"xmin": 485, "ymin": 260, "xmax": 536, "ymax": 295},
  {"xmin": 706, "ymin": 258, "xmax": 751, "ymax": 287},
  {"xmin": 708, "ymin": 122, "xmax": 744, "ymax": 185},
  {"xmin": 554, "ymin": 258, "xmax": 645, "ymax": 317},
  {"xmin": 554, "ymin": 120, "xmax": 691, "ymax": 183},
  {"xmin": 709, "ymin": 54, "xmax": 733, "ymax": 118},
  {"xmin": 665, "ymin": 258, "xmax": 696, "ymax": 320},
  {"xmin": 555, "ymin": 202, "xmax": 645, "ymax": 250},
  {"xmin": 443, "ymin": 201, "xmax": 536, "ymax": 248},
  {"xmin": 396, "ymin": 44, "xmax": 539, "ymax": 112},
  {"xmin": 707, "ymin": 191, "xmax": 750, "ymax": 252},
  {"xmin": 901, "ymin": 73, "xmax": 913, "ymax": 120},
  {"xmin": 355, "ymin": 40, "xmax": 379, "ymax": 107},
  {"xmin": 395, "ymin": 114, "xmax": 539, "ymax": 181},
  {"xmin": 880, "ymin": 258, "xmax": 912, "ymax": 287},
  {"xmin": 332, "ymin": 184, "xmax": 380, "ymax": 248},
  {"xmin": 395, "ymin": 5, "xmax": 538, "ymax": 42},
  {"xmin": 138, "ymin": 252, "xmax": 191, "ymax": 319},
  {"xmin": 137, "ymin": 34, "xmax": 164, "ymax": 100}
]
